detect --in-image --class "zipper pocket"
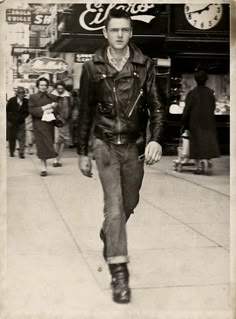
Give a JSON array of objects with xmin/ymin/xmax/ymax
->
[
  {"xmin": 113, "ymin": 86, "xmax": 121, "ymax": 144},
  {"xmin": 127, "ymin": 89, "xmax": 143, "ymax": 118},
  {"xmin": 117, "ymin": 119, "xmax": 121, "ymax": 144}
]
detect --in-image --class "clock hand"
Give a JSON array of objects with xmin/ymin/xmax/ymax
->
[{"xmin": 188, "ymin": 4, "xmax": 212, "ymax": 15}]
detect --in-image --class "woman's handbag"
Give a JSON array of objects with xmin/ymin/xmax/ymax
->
[
  {"xmin": 52, "ymin": 101, "xmax": 65, "ymax": 127},
  {"xmin": 53, "ymin": 113, "xmax": 64, "ymax": 127}
]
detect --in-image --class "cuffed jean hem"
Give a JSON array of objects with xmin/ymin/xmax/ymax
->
[{"xmin": 107, "ymin": 256, "xmax": 129, "ymax": 264}]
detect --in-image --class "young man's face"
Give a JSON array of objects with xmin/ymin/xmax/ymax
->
[
  {"xmin": 103, "ymin": 17, "xmax": 132, "ymax": 51},
  {"xmin": 56, "ymin": 85, "xmax": 65, "ymax": 94}
]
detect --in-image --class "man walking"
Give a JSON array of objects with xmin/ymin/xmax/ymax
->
[
  {"xmin": 6, "ymin": 87, "xmax": 29, "ymax": 158},
  {"xmin": 77, "ymin": 9, "xmax": 164, "ymax": 304}
]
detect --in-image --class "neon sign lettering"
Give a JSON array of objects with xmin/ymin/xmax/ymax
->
[{"xmin": 79, "ymin": 3, "xmax": 156, "ymax": 31}]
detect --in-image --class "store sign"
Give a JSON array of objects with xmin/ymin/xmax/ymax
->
[
  {"xmin": 57, "ymin": 4, "xmax": 166, "ymax": 36},
  {"xmin": 6, "ymin": 8, "xmax": 31, "ymax": 23},
  {"xmin": 30, "ymin": 24, "xmax": 52, "ymax": 39},
  {"xmin": 30, "ymin": 24, "xmax": 47, "ymax": 32},
  {"xmin": 30, "ymin": 57, "xmax": 69, "ymax": 74},
  {"xmin": 31, "ymin": 14, "xmax": 51, "ymax": 25},
  {"xmin": 12, "ymin": 47, "xmax": 48, "ymax": 56},
  {"xmin": 74, "ymin": 54, "xmax": 93, "ymax": 63},
  {"xmin": 79, "ymin": 3, "xmax": 156, "ymax": 31},
  {"xmin": 14, "ymin": 78, "xmax": 35, "ymax": 85}
]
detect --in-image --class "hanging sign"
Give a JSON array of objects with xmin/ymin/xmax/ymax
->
[
  {"xmin": 29, "ymin": 57, "xmax": 69, "ymax": 74},
  {"xmin": 6, "ymin": 8, "xmax": 31, "ymax": 23},
  {"xmin": 74, "ymin": 54, "xmax": 93, "ymax": 63},
  {"xmin": 31, "ymin": 14, "xmax": 52, "ymax": 25},
  {"xmin": 12, "ymin": 47, "xmax": 48, "ymax": 56}
]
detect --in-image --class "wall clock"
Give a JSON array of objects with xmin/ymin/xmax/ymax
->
[{"xmin": 184, "ymin": 4, "xmax": 223, "ymax": 30}]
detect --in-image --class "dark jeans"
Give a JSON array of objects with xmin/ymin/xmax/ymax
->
[
  {"xmin": 8, "ymin": 123, "xmax": 25, "ymax": 156},
  {"xmin": 93, "ymin": 138, "xmax": 144, "ymax": 264}
]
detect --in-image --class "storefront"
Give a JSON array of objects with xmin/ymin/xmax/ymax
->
[
  {"xmin": 165, "ymin": 4, "xmax": 229, "ymax": 154},
  {"xmin": 49, "ymin": 3, "xmax": 230, "ymax": 154}
]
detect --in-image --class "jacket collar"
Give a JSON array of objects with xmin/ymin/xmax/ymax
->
[
  {"xmin": 93, "ymin": 43, "xmax": 146, "ymax": 65},
  {"xmin": 51, "ymin": 89, "xmax": 70, "ymax": 97}
]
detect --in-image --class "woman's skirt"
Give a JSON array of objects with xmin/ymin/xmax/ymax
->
[{"xmin": 33, "ymin": 120, "xmax": 57, "ymax": 160}]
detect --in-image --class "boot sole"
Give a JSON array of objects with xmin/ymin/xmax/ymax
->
[
  {"xmin": 113, "ymin": 290, "xmax": 131, "ymax": 304},
  {"xmin": 113, "ymin": 298, "xmax": 130, "ymax": 304}
]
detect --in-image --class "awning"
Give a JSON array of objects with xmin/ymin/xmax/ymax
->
[{"xmin": 49, "ymin": 32, "xmax": 166, "ymax": 56}]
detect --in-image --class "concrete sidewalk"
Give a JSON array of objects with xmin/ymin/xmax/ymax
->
[{"xmin": 4, "ymin": 151, "xmax": 232, "ymax": 319}]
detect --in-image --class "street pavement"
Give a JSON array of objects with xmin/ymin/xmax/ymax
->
[{"xmin": 4, "ymin": 148, "xmax": 232, "ymax": 319}]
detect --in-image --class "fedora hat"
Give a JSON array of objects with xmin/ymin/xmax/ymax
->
[{"xmin": 16, "ymin": 86, "xmax": 25, "ymax": 94}]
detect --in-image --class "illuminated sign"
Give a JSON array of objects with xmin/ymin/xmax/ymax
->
[
  {"xmin": 79, "ymin": 4, "xmax": 156, "ymax": 31},
  {"xmin": 74, "ymin": 54, "xmax": 93, "ymax": 63},
  {"xmin": 30, "ymin": 57, "xmax": 69, "ymax": 74},
  {"xmin": 12, "ymin": 47, "xmax": 48, "ymax": 55},
  {"xmin": 31, "ymin": 14, "xmax": 52, "ymax": 25},
  {"xmin": 6, "ymin": 8, "xmax": 31, "ymax": 23},
  {"xmin": 60, "ymin": 4, "xmax": 165, "ymax": 35}
]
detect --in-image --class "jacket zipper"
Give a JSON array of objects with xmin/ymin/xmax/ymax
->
[
  {"xmin": 128, "ymin": 89, "xmax": 143, "ymax": 118},
  {"xmin": 113, "ymin": 85, "xmax": 121, "ymax": 144}
]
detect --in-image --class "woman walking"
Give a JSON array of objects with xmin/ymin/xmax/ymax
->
[
  {"xmin": 51, "ymin": 81, "xmax": 73, "ymax": 167},
  {"xmin": 182, "ymin": 70, "xmax": 220, "ymax": 174},
  {"xmin": 29, "ymin": 77, "xmax": 58, "ymax": 176}
]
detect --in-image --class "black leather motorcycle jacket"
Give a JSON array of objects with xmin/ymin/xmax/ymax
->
[{"xmin": 77, "ymin": 43, "xmax": 165, "ymax": 156}]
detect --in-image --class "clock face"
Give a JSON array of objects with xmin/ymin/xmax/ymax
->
[{"xmin": 184, "ymin": 4, "xmax": 223, "ymax": 30}]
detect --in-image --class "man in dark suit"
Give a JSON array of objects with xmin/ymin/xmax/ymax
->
[{"xmin": 7, "ymin": 87, "xmax": 29, "ymax": 158}]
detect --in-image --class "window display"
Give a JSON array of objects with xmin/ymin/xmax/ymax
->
[{"xmin": 169, "ymin": 73, "xmax": 230, "ymax": 115}]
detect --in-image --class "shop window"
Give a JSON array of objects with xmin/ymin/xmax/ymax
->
[{"xmin": 169, "ymin": 73, "xmax": 229, "ymax": 115}]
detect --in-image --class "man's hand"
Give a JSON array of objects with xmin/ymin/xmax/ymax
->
[
  {"xmin": 144, "ymin": 141, "xmax": 162, "ymax": 165},
  {"xmin": 78, "ymin": 155, "xmax": 93, "ymax": 178}
]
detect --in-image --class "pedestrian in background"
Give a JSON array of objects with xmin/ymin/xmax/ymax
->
[
  {"xmin": 77, "ymin": 9, "xmax": 164, "ymax": 304},
  {"xmin": 51, "ymin": 81, "xmax": 73, "ymax": 167},
  {"xmin": 6, "ymin": 86, "xmax": 29, "ymax": 158},
  {"xmin": 25, "ymin": 114, "xmax": 34, "ymax": 155},
  {"xmin": 29, "ymin": 77, "xmax": 58, "ymax": 176},
  {"xmin": 182, "ymin": 70, "xmax": 220, "ymax": 174},
  {"xmin": 24, "ymin": 89, "xmax": 34, "ymax": 155},
  {"xmin": 70, "ymin": 89, "xmax": 80, "ymax": 148}
]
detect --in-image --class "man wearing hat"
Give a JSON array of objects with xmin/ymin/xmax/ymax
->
[{"xmin": 6, "ymin": 87, "xmax": 29, "ymax": 158}]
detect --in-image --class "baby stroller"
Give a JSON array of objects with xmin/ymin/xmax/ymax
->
[{"xmin": 172, "ymin": 129, "xmax": 212, "ymax": 174}]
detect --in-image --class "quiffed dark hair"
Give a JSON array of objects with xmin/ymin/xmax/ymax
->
[
  {"xmin": 194, "ymin": 70, "xmax": 208, "ymax": 86},
  {"xmin": 36, "ymin": 77, "xmax": 50, "ymax": 88},
  {"xmin": 55, "ymin": 80, "xmax": 66, "ymax": 89},
  {"xmin": 104, "ymin": 8, "xmax": 132, "ymax": 29}
]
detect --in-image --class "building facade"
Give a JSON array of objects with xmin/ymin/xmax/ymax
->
[{"xmin": 41, "ymin": 4, "xmax": 231, "ymax": 153}]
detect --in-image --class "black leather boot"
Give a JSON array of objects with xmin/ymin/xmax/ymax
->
[
  {"xmin": 109, "ymin": 263, "xmax": 131, "ymax": 304},
  {"xmin": 99, "ymin": 229, "xmax": 107, "ymax": 260}
]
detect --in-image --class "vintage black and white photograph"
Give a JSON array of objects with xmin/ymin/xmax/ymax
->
[{"xmin": 0, "ymin": 1, "xmax": 234, "ymax": 318}]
